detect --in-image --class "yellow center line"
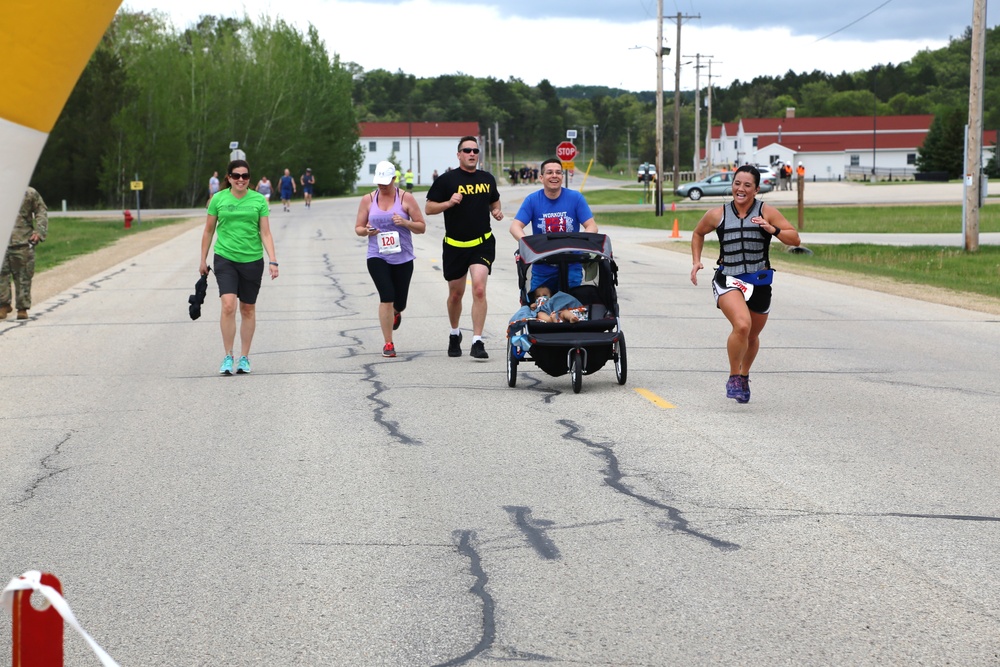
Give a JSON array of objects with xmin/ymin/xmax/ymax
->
[{"xmin": 634, "ymin": 388, "xmax": 676, "ymax": 409}]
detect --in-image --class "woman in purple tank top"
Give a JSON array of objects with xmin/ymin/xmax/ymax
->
[{"xmin": 354, "ymin": 160, "xmax": 426, "ymax": 358}]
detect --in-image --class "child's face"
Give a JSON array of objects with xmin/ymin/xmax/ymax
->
[{"xmin": 534, "ymin": 286, "xmax": 552, "ymax": 299}]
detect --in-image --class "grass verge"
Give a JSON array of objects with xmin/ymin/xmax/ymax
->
[
  {"xmin": 36, "ymin": 216, "xmax": 195, "ymax": 273},
  {"xmin": 596, "ymin": 205, "xmax": 1000, "ymax": 234}
]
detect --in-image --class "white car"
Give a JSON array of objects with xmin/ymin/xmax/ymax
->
[
  {"xmin": 756, "ymin": 165, "xmax": 779, "ymax": 189},
  {"xmin": 637, "ymin": 163, "xmax": 657, "ymax": 183}
]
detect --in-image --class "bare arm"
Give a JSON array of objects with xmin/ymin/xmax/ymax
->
[
  {"xmin": 425, "ymin": 192, "xmax": 461, "ymax": 216},
  {"xmin": 490, "ymin": 200, "xmax": 504, "ymax": 221},
  {"xmin": 754, "ymin": 203, "xmax": 801, "ymax": 247},
  {"xmin": 581, "ymin": 217, "xmax": 598, "ymax": 233},
  {"xmin": 259, "ymin": 216, "xmax": 279, "ymax": 280},
  {"xmin": 399, "ymin": 192, "xmax": 426, "ymax": 234},
  {"xmin": 690, "ymin": 207, "xmax": 722, "ymax": 286},
  {"xmin": 355, "ymin": 195, "xmax": 377, "ymax": 237},
  {"xmin": 200, "ymin": 215, "xmax": 218, "ymax": 275},
  {"xmin": 509, "ymin": 218, "xmax": 528, "ymax": 240}
]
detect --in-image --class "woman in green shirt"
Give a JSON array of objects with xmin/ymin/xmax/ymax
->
[{"xmin": 200, "ymin": 159, "xmax": 278, "ymax": 375}]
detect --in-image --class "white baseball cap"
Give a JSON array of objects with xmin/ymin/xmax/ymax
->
[{"xmin": 373, "ymin": 161, "xmax": 396, "ymax": 185}]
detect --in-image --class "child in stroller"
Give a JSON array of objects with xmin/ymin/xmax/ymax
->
[{"xmin": 509, "ymin": 285, "xmax": 588, "ymax": 324}]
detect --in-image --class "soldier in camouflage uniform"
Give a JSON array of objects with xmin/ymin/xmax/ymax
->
[{"xmin": 0, "ymin": 187, "xmax": 48, "ymax": 320}]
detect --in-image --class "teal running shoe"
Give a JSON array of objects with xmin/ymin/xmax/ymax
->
[
  {"xmin": 236, "ymin": 356, "xmax": 251, "ymax": 374},
  {"xmin": 219, "ymin": 354, "xmax": 234, "ymax": 375}
]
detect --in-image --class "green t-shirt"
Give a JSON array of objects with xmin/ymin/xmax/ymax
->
[{"xmin": 207, "ymin": 188, "xmax": 270, "ymax": 263}]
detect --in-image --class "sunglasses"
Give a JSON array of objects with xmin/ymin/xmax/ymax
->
[
  {"xmin": 229, "ymin": 172, "xmax": 251, "ymax": 180},
  {"xmin": 459, "ymin": 147, "xmax": 481, "ymax": 154}
]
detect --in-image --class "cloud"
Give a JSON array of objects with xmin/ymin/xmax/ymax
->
[
  {"xmin": 117, "ymin": 0, "xmax": 980, "ymax": 91},
  {"xmin": 354, "ymin": 0, "xmax": 990, "ymax": 42}
]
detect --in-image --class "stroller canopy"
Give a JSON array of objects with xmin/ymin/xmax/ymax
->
[{"xmin": 517, "ymin": 232, "xmax": 613, "ymax": 264}]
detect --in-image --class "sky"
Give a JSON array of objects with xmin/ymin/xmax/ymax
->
[{"xmin": 119, "ymin": 0, "xmax": 994, "ymax": 92}]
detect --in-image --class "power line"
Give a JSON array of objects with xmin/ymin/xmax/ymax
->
[{"xmin": 814, "ymin": 0, "xmax": 893, "ymax": 42}]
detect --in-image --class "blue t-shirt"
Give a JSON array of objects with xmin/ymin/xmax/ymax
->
[{"xmin": 515, "ymin": 188, "xmax": 594, "ymax": 289}]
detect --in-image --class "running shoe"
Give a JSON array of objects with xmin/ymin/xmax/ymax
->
[
  {"xmin": 382, "ymin": 342, "xmax": 396, "ymax": 358},
  {"xmin": 219, "ymin": 354, "xmax": 234, "ymax": 375},
  {"xmin": 737, "ymin": 376, "xmax": 751, "ymax": 404},
  {"xmin": 448, "ymin": 332, "xmax": 463, "ymax": 357},
  {"xmin": 236, "ymin": 356, "xmax": 251, "ymax": 374},
  {"xmin": 725, "ymin": 375, "xmax": 742, "ymax": 400},
  {"xmin": 470, "ymin": 340, "xmax": 489, "ymax": 360},
  {"xmin": 393, "ymin": 311, "xmax": 401, "ymax": 331}
]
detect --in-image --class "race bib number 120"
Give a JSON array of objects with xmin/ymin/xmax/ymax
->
[{"xmin": 378, "ymin": 230, "xmax": 402, "ymax": 254}]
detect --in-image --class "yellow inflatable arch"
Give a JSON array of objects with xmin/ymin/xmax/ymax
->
[{"xmin": 1, "ymin": 0, "xmax": 123, "ymax": 243}]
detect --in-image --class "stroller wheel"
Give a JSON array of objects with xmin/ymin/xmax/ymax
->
[
  {"xmin": 507, "ymin": 338, "xmax": 518, "ymax": 388},
  {"xmin": 615, "ymin": 332, "xmax": 627, "ymax": 385},
  {"xmin": 570, "ymin": 351, "xmax": 583, "ymax": 394}
]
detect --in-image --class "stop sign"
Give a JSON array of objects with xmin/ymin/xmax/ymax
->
[{"xmin": 556, "ymin": 141, "xmax": 577, "ymax": 161}]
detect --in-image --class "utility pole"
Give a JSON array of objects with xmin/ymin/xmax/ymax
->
[
  {"xmin": 706, "ymin": 60, "xmax": 716, "ymax": 174},
  {"xmin": 686, "ymin": 53, "xmax": 712, "ymax": 178},
  {"xmin": 655, "ymin": 0, "xmax": 665, "ymax": 216},
  {"xmin": 668, "ymin": 12, "xmax": 700, "ymax": 198},
  {"xmin": 626, "ymin": 126, "xmax": 632, "ymax": 176},
  {"xmin": 593, "ymin": 124, "xmax": 599, "ymax": 166},
  {"xmin": 963, "ymin": 0, "xmax": 986, "ymax": 252}
]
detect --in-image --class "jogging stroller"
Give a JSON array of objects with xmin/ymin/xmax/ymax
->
[{"xmin": 505, "ymin": 232, "xmax": 627, "ymax": 393}]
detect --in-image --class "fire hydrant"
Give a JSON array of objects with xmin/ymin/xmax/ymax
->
[{"xmin": 123, "ymin": 210, "xmax": 133, "ymax": 229}]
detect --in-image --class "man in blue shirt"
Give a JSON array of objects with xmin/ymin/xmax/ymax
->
[{"xmin": 510, "ymin": 158, "xmax": 598, "ymax": 291}]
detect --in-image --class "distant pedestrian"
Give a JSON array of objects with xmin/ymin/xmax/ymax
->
[
  {"xmin": 0, "ymin": 187, "xmax": 48, "ymax": 320},
  {"xmin": 404, "ymin": 168, "xmax": 414, "ymax": 191},
  {"xmin": 256, "ymin": 175, "xmax": 272, "ymax": 200},
  {"xmin": 208, "ymin": 170, "xmax": 220, "ymax": 206},
  {"xmin": 279, "ymin": 168, "xmax": 296, "ymax": 212},
  {"xmin": 300, "ymin": 168, "xmax": 315, "ymax": 208}
]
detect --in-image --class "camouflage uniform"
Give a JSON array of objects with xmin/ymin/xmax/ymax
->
[{"xmin": 1, "ymin": 187, "xmax": 48, "ymax": 313}]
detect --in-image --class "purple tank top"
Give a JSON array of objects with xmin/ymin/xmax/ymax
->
[{"xmin": 366, "ymin": 188, "xmax": 415, "ymax": 263}]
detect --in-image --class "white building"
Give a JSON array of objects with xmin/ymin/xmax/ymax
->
[
  {"xmin": 357, "ymin": 121, "xmax": 480, "ymax": 188},
  {"xmin": 708, "ymin": 112, "xmax": 940, "ymax": 181}
]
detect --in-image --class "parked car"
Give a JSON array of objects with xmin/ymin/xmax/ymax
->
[
  {"xmin": 756, "ymin": 165, "xmax": 778, "ymax": 189},
  {"xmin": 637, "ymin": 163, "xmax": 657, "ymax": 183},
  {"xmin": 674, "ymin": 171, "xmax": 775, "ymax": 200}
]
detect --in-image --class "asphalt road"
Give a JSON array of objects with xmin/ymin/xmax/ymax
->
[{"xmin": 2, "ymin": 188, "xmax": 1000, "ymax": 665}]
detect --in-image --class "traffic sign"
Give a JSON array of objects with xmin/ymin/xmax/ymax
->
[
  {"xmin": 556, "ymin": 141, "xmax": 577, "ymax": 161},
  {"xmin": 561, "ymin": 161, "xmax": 575, "ymax": 171},
  {"xmin": 130, "ymin": 181, "xmax": 144, "ymax": 190}
]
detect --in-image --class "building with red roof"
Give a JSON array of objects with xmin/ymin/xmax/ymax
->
[{"xmin": 707, "ymin": 110, "xmax": 996, "ymax": 181}]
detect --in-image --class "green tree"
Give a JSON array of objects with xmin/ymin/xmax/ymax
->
[
  {"xmin": 799, "ymin": 81, "xmax": 835, "ymax": 116},
  {"xmin": 916, "ymin": 107, "xmax": 965, "ymax": 177},
  {"xmin": 32, "ymin": 33, "xmax": 128, "ymax": 208},
  {"xmin": 826, "ymin": 90, "xmax": 877, "ymax": 116}
]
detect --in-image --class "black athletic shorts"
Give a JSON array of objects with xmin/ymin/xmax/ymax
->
[
  {"xmin": 442, "ymin": 233, "xmax": 496, "ymax": 281},
  {"xmin": 214, "ymin": 254, "xmax": 264, "ymax": 304},
  {"xmin": 367, "ymin": 257, "xmax": 414, "ymax": 310},
  {"xmin": 713, "ymin": 270, "xmax": 772, "ymax": 314}
]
